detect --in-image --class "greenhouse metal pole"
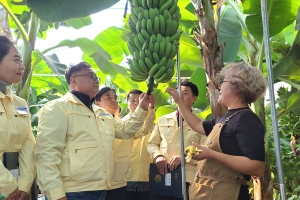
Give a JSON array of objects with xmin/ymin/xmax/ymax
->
[
  {"xmin": 176, "ymin": 47, "xmax": 188, "ymax": 200},
  {"xmin": 260, "ymin": 0, "xmax": 286, "ymax": 199}
]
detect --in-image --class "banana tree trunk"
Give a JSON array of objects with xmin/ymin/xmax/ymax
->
[{"xmin": 194, "ymin": 7, "xmax": 227, "ymax": 118}]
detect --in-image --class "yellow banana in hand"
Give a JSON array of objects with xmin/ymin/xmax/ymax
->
[{"xmin": 184, "ymin": 146, "xmax": 202, "ymax": 163}]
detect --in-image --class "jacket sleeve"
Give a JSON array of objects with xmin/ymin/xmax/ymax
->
[
  {"xmin": 114, "ymin": 106, "xmax": 148, "ymax": 139},
  {"xmin": 18, "ymin": 122, "xmax": 36, "ymax": 193},
  {"xmin": 0, "ymin": 155, "xmax": 18, "ymax": 195},
  {"xmin": 133, "ymin": 108, "xmax": 156, "ymax": 139},
  {"xmin": 34, "ymin": 102, "xmax": 68, "ymax": 200},
  {"xmin": 147, "ymin": 121, "xmax": 163, "ymax": 160}
]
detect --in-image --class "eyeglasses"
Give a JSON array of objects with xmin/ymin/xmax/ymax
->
[{"xmin": 73, "ymin": 73, "xmax": 100, "ymax": 81}]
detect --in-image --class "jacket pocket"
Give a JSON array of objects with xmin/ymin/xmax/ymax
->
[
  {"xmin": 69, "ymin": 141, "xmax": 102, "ymax": 182},
  {"xmin": 113, "ymin": 155, "xmax": 131, "ymax": 181}
]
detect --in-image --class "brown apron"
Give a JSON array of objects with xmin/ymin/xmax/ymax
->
[{"xmin": 189, "ymin": 111, "xmax": 248, "ymax": 200}]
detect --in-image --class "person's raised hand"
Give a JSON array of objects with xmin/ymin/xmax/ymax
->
[
  {"xmin": 138, "ymin": 93, "xmax": 150, "ymax": 110},
  {"xmin": 148, "ymin": 94, "xmax": 156, "ymax": 109},
  {"xmin": 166, "ymin": 88, "xmax": 181, "ymax": 104}
]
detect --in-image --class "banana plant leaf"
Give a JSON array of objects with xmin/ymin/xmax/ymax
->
[
  {"xmin": 273, "ymin": 31, "xmax": 300, "ymax": 80},
  {"xmin": 26, "ymin": 0, "xmax": 120, "ymax": 22},
  {"xmin": 243, "ymin": 0, "xmax": 300, "ymax": 42}
]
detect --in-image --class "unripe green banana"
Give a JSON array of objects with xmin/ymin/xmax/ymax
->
[
  {"xmin": 132, "ymin": 0, "xmax": 141, "ymax": 7},
  {"xmin": 149, "ymin": 8, "xmax": 155, "ymax": 22},
  {"xmin": 163, "ymin": 9, "xmax": 171, "ymax": 21},
  {"xmin": 147, "ymin": 0, "xmax": 153, "ymax": 8},
  {"xmin": 149, "ymin": 34, "xmax": 156, "ymax": 45},
  {"xmin": 154, "ymin": 16, "xmax": 160, "ymax": 34},
  {"xmin": 159, "ymin": 15, "xmax": 166, "ymax": 35},
  {"xmin": 141, "ymin": 29, "xmax": 151, "ymax": 41},
  {"xmin": 168, "ymin": 0, "xmax": 178, "ymax": 14},
  {"xmin": 128, "ymin": 18, "xmax": 137, "ymax": 33},
  {"xmin": 143, "ymin": 9, "xmax": 149, "ymax": 19},
  {"xmin": 169, "ymin": 43, "xmax": 177, "ymax": 59},
  {"xmin": 136, "ymin": 20, "xmax": 141, "ymax": 33},
  {"xmin": 160, "ymin": 57, "xmax": 167, "ymax": 66},
  {"xmin": 155, "ymin": 68, "xmax": 171, "ymax": 83},
  {"xmin": 148, "ymin": 63, "xmax": 160, "ymax": 77},
  {"xmin": 170, "ymin": 31, "xmax": 181, "ymax": 42},
  {"xmin": 138, "ymin": 12, "xmax": 144, "ymax": 21},
  {"xmin": 139, "ymin": 59, "xmax": 150, "ymax": 73},
  {"xmin": 134, "ymin": 51, "xmax": 140, "ymax": 61},
  {"xmin": 164, "ymin": 18, "xmax": 172, "ymax": 36},
  {"xmin": 139, "ymin": 50, "xmax": 146, "ymax": 60},
  {"xmin": 145, "ymin": 49, "xmax": 154, "ymax": 63},
  {"xmin": 153, "ymin": 42, "xmax": 159, "ymax": 54},
  {"xmin": 134, "ymin": 36, "xmax": 143, "ymax": 49},
  {"xmin": 158, "ymin": 0, "xmax": 167, "ymax": 7},
  {"xmin": 153, "ymin": 65, "xmax": 168, "ymax": 79},
  {"xmin": 156, "ymin": 33, "xmax": 161, "ymax": 43},
  {"xmin": 127, "ymin": 33, "xmax": 136, "ymax": 46},
  {"xmin": 164, "ymin": 42, "xmax": 172, "ymax": 58},
  {"xmin": 145, "ymin": 57, "xmax": 154, "ymax": 69},
  {"xmin": 127, "ymin": 40, "xmax": 139, "ymax": 52},
  {"xmin": 159, "ymin": 41, "xmax": 165, "ymax": 58},
  {"xmin": 137, "ymin": 32, "xmax": 146, "ymax": 46},
  {"xmin": 159, "ymin": 0, "xmax": 172, "ymax": 13},
  {"xmin": 152, "ymin": 0, "xmax": 159, "ymax": 7},
  {"xmin": 130, "ymin": 59, "xmax": 146, "ymax": 76},
  {"xmin": 130, "ymin": 13, "xmax": 138, "ymax": 25},
  {"xmin": 141, "ymin": 18, "xmax": 147, "ymax": 31},
  {"xmin": 147, "ymin": 19, "xmax": 153, "ymax": 35},
  {"xmin": 160, "ymin": 68, "xmax": 174, "ymax": 83},
  {"xmin": 152, "ymin": 52, "xmax": 160, "ymax": 64},
  {"xmin": 141, "ymin": 41, "xmax": 148, "ymax": 50},
  {"xmin": 141, "ymin": 0, "xmax": 148, "ymax": 8},
  {"xmin": 153, "ymin": 7, "xmax": 159, "ymax": 16},
  {"xmin": 170, "ymin": 20, "xmax": 179, "ymax": 35}
]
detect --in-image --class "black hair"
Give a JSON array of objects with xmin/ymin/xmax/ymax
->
[
  {"xmin": 95, "ymin": 87, "xmax": 116, "ymax": 101},
  {"xmin": 180, "ymin": 80, "xmax": 199, "ymax": 96},
  {"xmin": 65, "ymin": 62, "xmax": 91, "ymax": 85},
  {"xmin": 0, "ymin": 35, "xmax": 14, "ymax": 62},
  {"xmin": 126, "ymin": 89, "xmax": 143, "ymax": 101}
]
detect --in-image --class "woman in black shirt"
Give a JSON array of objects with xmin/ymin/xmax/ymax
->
[{"xmin": 166, "ymin": 62, "xmax": 267, "ymax": 200}]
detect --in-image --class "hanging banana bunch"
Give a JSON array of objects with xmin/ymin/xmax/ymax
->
[{"xmin": 127, "ymin": 0, "xmax": 182, "ymax": 93}]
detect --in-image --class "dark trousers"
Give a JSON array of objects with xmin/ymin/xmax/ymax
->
[
  {"xmin": 126, "ymin": 191, "xmax": 151, "ymax": 200},
  {"xmin": 106, "ymin": 186, "xmax": 127, "ymax": 200},
  {"xmin": 150, "ymin": 183, "xmax": 190, "ymax": 200}
]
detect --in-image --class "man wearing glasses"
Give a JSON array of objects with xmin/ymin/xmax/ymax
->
[{"xmin": 34, "ymin": 62, "xmax": 151, "ymax": 200}]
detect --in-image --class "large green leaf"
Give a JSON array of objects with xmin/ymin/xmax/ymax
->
[
  {"xmin": 65, "ymin": 16, "xmax": 93, "ymax": 29},
  {"xmin": 190, "ymin": 67, "xmax": 209, "ymax": 110},
  {"xmin": 43, "ymin": 38, "xmax": 130, "ymax": 76},
  {"xmin": 180, "ymin": 31, "xmax": 203, "ymax": 68},
  {"xmin": 26, "ymin": 0, "xmax": 120, "ymax": 23},
  {"xmin": 273, "ymin": 31, "xmax": 300, "ymax": 79},
  {"xmin": 243, "ymin": 0, "xmax": 300, "ymax": 42},
  {"xmin": 94, "ymin": 26, "xmax": 129, "ymax": 60},
  {"xmin": 218, "ymin": 6, "xmax": 242, "ymax": 62}
]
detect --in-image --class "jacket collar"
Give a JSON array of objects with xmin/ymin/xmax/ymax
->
[{"xmin": 0, "ymin": 87, "xmax": 13, "ymax": 99}]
